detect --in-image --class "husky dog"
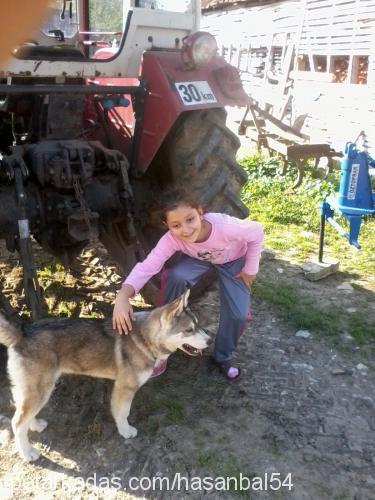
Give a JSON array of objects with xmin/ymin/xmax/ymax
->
[{"xmin": 0, "ymin": 290, "xmax": 210, "ymax": 462}]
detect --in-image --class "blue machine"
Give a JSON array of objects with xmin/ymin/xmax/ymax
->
[{"xmin": 319, "ymin": 135, "xmax": 375, "ymax": 261}]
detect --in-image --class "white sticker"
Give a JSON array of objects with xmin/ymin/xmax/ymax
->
[
  {"xmin": 18, "ymin": 219, "xmax": 30, "ymax": 240},
  {"xmin": 174, "ymin": 81, "xmax": 217, "ymax": 106},
  {"xmin": 347, "ymin": 163, "xmax": 360, "ymax": 200}
]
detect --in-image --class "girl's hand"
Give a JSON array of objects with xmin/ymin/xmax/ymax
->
[
  {"xmin": 112, "ymin": 285, "xmax": 136, "ymax": 335},
  {"xmin": 234, "ymin": 271, "xmax": 256, "ymax": 289}
]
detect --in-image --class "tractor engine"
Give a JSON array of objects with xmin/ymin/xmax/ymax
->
[
  {"xmin": 0, "ymin": 87, "xmax": 140, "ymax": 316},
  {"xmin": 0, "ymin": 139, "xmax": 133, "ymax": 264}
]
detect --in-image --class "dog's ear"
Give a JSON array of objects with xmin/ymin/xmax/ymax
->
[{"xmin": 161, "ymin": 290, "xmax": 190, "ymax": 323}]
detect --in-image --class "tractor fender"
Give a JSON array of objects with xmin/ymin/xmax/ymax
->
[{"xmin": 137, "ymin": 51, "xmax": 249, "ymax": 173}]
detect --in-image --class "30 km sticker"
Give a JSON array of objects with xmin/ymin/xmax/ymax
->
[{"xmin": 175, "ymin": 81, "xmax": 217, "ymax": 106}]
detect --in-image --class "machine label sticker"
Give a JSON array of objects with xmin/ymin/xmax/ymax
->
[
  {"xmin": 18, "ymin": 219, "xmax": 30, "ymax": 240},
  {"xmin": 174, "ymin": 81, "xmax": 217, "ymax": 106},
  {"xmin": 347, "ymin": 163, "xmax": 360, "ymax": 200}
]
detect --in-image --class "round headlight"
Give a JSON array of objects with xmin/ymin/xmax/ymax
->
[{"xmin": 182, "ymin": 32, "xmax": 218, "ymax": 68}]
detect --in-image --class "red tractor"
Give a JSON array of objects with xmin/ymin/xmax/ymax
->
[{"xmin": 0, "ymin": 0, "xmax": 250, "ymax": 317}]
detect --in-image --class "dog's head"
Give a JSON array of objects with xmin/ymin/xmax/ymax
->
[{"xmin": 151, "ymin": 290, "xmax": 211, "ymax": 356}]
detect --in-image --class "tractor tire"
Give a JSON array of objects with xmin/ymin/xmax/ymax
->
[{"xmin": 165, "ymin": 108, "xmax": 249, "ymax": 218}]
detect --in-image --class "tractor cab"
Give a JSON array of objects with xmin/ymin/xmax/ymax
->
[{"xmin": 7, "ymin": 1, "xmax": 200, "ymax": 74}]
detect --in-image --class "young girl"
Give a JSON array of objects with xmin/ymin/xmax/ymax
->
[{"xmin": 112, "ymin": 188, "xmax": 264, "ymax": 380}]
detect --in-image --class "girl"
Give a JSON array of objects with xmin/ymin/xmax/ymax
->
[{"xmin": 112, "ymin": 188, "xmax": 264, "ymax": 380}]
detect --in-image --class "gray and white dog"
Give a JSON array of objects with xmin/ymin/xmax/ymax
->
[{"xmin": 0, "ymin": 290, "xmax": 210, "ymax": 462}]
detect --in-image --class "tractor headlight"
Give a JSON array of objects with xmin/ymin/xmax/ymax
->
[{"xmin": 181, "ymin": 32, "xmax": 218, "ymax": 69}]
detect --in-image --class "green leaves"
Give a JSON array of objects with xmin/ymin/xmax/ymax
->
[{"xmin": 239, "ymin": 153, "xmax": 337, "ymax": 231}]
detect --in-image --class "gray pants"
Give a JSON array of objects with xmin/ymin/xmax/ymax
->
[{"xmin": 159, "ymin": 255, "xmax": 251, "ymax": 362}]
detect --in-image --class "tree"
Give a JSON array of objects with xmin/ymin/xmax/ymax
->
[{"xmin": 89, "ymin": 0, "xmax": 123, "ymax": 31}]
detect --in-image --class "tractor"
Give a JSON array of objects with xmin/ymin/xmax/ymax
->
[{"xmin": 0, "ymin": 0, "xmax": 250, "ymax": 318}]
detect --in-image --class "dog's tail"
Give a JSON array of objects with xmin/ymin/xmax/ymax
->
[{"xmin": 0, "ymin": 313, "xmax": 22, "ymax": 348}]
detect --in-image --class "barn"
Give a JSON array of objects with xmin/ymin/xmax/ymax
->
[{"xmin": 201, "ymin": 0, "xmax": 375, "ymax": 151}]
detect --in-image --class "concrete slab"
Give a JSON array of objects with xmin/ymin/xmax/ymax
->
[{"xmin": 301, "ymin": 257, "xmax": 340, "ymax": 281}]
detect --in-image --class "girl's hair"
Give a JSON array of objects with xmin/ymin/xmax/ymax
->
[{"xmin": 154, "ymin": 187, "xmax": 203, "ymax": 222}]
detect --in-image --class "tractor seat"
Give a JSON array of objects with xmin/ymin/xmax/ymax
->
[{"xmin": 13, "ymin": 44, "xmax": 86, "ymax": 61}]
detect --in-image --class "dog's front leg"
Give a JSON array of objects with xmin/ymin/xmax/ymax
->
[{"xmin": 111, "ymin": 382, "xmax": 137, "ymax": 439}]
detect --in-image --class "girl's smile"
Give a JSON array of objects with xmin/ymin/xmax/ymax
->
[{"xmin": 165, "ymin": 204, "xmax": 211, "ymax": 243}]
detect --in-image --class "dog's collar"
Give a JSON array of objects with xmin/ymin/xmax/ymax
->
[
  {"xmin": 129, "ymin": 332, "xmax": 173, "ymax": 361},
  {"xmin": 128, "ymin": 334, "xmax": 156, "ymax": 362}
]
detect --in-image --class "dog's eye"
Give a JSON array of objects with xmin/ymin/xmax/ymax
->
[{"xmin": 185, "ymin": 327, "xmax": 194, "ymax": 334}]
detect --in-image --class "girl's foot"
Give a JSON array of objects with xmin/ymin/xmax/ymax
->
[{"xmin": 211, "ymin": 358, "xmax": 241, "ymax": 380}]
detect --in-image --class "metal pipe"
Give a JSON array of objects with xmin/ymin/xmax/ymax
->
[
  {"xmin": 326, "ymin": 217, "xmax": 361, "ymax": 250},
  {"xmin": 318, "ymin": 213, "xmax": 325, "ymax": 263},
  {"xmin": 0, "ymin": 85, "xmax": 146, "ymax": 96}
]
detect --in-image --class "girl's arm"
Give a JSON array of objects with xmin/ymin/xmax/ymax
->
[
  {"xmin": 112, "ymin": 232, "xmax": 178, "ymax": 334},
  {"xmin": 233, "ymin": 221, "xmax": 263, "ymax": 288},
  {"xmin": 232, "ymin": 219, "xmax": 264, "ymax": 275},
  {"xmin": 123, "ymin": 232, "xmax": 178, "ymax": 293}
]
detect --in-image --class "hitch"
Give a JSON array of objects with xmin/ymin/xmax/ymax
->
[{"xmin": 319, "ymin": 133, "xmax": 375, "ymax": 261}]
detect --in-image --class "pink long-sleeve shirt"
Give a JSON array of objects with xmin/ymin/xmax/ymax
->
[{"xmin": 124, "ymin": 213, "xmax": 264, "ymax": 294}]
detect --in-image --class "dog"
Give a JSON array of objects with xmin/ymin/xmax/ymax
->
[{"xmin": 0, "ymin": 290, "xmax": 210, "ymax": 462}]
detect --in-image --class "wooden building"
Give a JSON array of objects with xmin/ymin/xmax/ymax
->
[{"xmin": 202, "ymin": 0, "xmax": 375, "ymax": 151}]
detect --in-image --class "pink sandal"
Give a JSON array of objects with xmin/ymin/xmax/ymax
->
[{"xmin": 212, "ymin": 359, "xmax": 241, "ymax": 380}]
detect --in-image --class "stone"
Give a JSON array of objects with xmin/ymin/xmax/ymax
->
[
  {"xmin": 356, "ymin": 363, "xmax": 369, "ymax": 371},
  {"xmin": 337, "ymin": 281, "xmax": 354, "ymax": 292},
  {"xmin": 341, "ymin": 332, "xmax": 354, "ymax": 342},
  {"xmin": 0, "ymin": 429, "xmax": 11, "ymax": 446},
  {"xmin": 301, "ymin": 257, "xmax": 339, "ymax": 281},
  {"xmin": 260, "ymin": 248, "xmax": 276, "ymax": 262},
  {"xmin": 300, "ymin": 230, "xmax": 315, "ymax": 238},
  {"xmin": 296, "ymin": 330, "xmax": 311, "ymax": 338},
  {"xmin": 331, "ymin": 368, "xmax": 347, "ymax": 376},
  {"xmin": 291, "ymin": 362, "xmax": 314, "ymax": 371}
]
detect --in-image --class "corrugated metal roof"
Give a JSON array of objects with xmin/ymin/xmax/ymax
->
[{"xmin": 202, "ymin": 0, "xmax": 280, "ymax": 11}]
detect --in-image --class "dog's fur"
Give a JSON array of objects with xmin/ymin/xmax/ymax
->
[{"xmin": 0, "ymin": 290, "xmax": 210, "ymax": 462}]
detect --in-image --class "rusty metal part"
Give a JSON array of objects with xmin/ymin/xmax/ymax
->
[{"xmin": 239, "ymin": 103, "xmax": 343, "ymax": 188}]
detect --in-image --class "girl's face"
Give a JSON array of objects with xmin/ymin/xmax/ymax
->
[{"xmin": 165, "ymin": 204, "xmax": 206, "ymax": 243}]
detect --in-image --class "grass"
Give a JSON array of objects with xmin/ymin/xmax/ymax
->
[
  {"xmin": 239, "ymin": 153, "xmax": 374, "ymax": 277},
  {"xmin": 195, "ymin": 450, "xmax": 253, "ymax": 498},
  {"xmin": 253, "ymin": 280, "xmax": 374, "ymax": 343},
  {"xmin": 135, "ymin": 395, "xmax": 187, "ymax": 425},
  {"xmin": 239, "ymin": 152, "xmax": 375, "ymax": 343}
]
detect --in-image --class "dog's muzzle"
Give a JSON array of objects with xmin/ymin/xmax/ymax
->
[{"xmin": 181, "ymin": 329, "xmax": 211, "ymax": 356}]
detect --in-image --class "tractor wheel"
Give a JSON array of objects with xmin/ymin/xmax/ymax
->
[{"xmin": 164, "ymin": 108, "xmax": 249, "ymax": 218}]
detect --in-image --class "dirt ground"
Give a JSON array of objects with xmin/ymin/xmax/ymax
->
[{"xmin": 0, "ymin": 241, "xmax": 374, "ymax": 500}]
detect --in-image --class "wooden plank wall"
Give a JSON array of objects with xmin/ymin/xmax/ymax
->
[
  {"xmin": 300, "ymin": 0, "xmax": 375, "ymax": 55},
  {"xmin": 202, "ymin": 0, "xmax": 375, "ymax": 152}
]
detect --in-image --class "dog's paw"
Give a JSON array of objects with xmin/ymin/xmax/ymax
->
[
  {"xmin": 120, "ymin": 424, "xmax": 138, "ymax": 439},
  {"xmin": 20, "ymin": 446, "xmax": 40, "ymax": 462},
  {"xmin": 29, "ymin": 418, "xmax": 48, "ymax": 433}
]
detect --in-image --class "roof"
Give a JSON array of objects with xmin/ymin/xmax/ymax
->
[{"xmin": 202, "ymin": 0, "xmax": 280, "ymax": 11}]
